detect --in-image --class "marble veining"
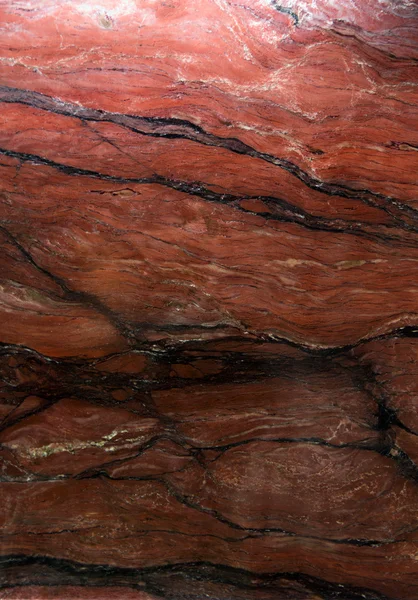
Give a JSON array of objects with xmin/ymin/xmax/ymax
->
[{"xmin": 0, "ymin": 0, "xmax": 418, "ymax": 598}]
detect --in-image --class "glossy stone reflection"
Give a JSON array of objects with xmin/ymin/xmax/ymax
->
[{"xmin": 0, "ymin": 0, "xmax": 418, "ymax": 598}]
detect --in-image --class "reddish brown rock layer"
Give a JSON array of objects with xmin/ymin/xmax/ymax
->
[{"xmin": 0, "ymin": 0, "xmax": 418, "ymax": 598}]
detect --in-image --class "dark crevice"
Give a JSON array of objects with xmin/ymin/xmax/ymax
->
[
  {"xmin": 52, "ymin": 471, "xmax": 414, "ymax": 546},
  {"xmin": 0, "ymin": 555, "xmax": 394, "ymax": 599},
  {"xmin": 2, "ymin": 146, "xmax": 415, "ymax": 246},
  {"xmin": 347, "ymin": 359, "xmax": 418, "ymax": 483},
  {"xmin": 0, "ymin": 223, "xmax": 138, "ymax": 343},
  {"xmin": 1, "ymin": 85, "xmax": 418, "ymax": 237},
  {"xmin": 377, "ymin": 401, "xmax": 397, "ymax": 431},
  {"xmin": 2, "ymin": 323, "xmax": 418, "ymax": 362}
]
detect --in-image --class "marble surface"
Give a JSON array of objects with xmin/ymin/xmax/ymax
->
[{"xmin": 0, "ymin": 0, "xmax": 418, "ymax": 598}]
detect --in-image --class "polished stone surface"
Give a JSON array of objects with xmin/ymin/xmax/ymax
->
[{"xmin": 0, "ymin": 0, "xmax": 418, "ymax": 598}]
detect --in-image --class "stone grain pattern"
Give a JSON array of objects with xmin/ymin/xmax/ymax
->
[{"xmin": 0, "ymin": 0, "xmax": 417, "ymax": 598}]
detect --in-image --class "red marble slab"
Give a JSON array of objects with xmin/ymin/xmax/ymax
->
[{"xmin": 0, "ymin": 0, "xmax": 418, "ymax": 598}]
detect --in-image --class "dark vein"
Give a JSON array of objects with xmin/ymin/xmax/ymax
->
[
  {"xmin": 1, "ymin": 146, "xmax": 418, "ymax": 247},
  {"xmin": 271, "ymin": 1, "xmax": 299, "ymax": 26},
  {"xmin": 0, "ymin": 555, "xmax": 394, "ymax": 600},
  {"xmin": 0, "ymin": 84, "xmax": 417, "ymax": 231},
  {"xmin": 0, "ymin": 223, "xmax": 137, "ymax": 342}
]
